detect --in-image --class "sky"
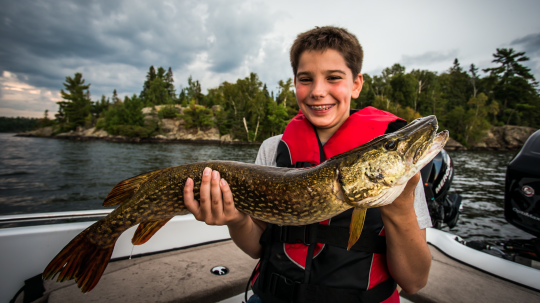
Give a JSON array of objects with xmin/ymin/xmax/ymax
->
[{"xmin": 1, "ymin": 0, "xmax": 540, "ymax": 118}]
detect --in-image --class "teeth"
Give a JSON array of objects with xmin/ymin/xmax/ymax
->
[{"xmin": 311, "ymin": 105, "xmax": 332, "ymax": 110}]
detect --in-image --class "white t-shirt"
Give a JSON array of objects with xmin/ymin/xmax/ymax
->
[{"xmin": 255, "ymin": 135, "xmax": 433, "ymax": 229}]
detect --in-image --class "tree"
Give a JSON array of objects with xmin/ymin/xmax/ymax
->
[
  {"xmin": 410, "ymin": 69, "xmax": 437, "ymax": 114},
  {"xmin": 112, "ymin": 89, "xmax": 121, "ymax": 107},
  {"xmin": 469, "ymin": 64, "xmax": 479, "ymax": 98},
  {"xmin": 56, "ymin": 73, "xmax": 92, "ymax": 131},
  {"xmin": 165, "ymin": 67, "xmax": 176, "ymax": 102},
  {"xmin": 483, "ymin": 48, "xmax": 539, "ymax": 126},
  {"xmin": 464, "ymin": 93, "xmax": 497, "ymax": 143},
  {"xmin": 441, "ymin": 59, "xmax": 472, "ymax": 111},
  {"xmin": 140, "ymin": 66, "xmax": 157, "ymax": 102},
  {"xmin": 186, "ymin": 76, "xmax": 203, "ymax": 104}
]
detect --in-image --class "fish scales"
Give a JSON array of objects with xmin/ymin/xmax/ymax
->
[{"xmin": 43, "ymin": 115, "xmax": 449, "ymax": 293}]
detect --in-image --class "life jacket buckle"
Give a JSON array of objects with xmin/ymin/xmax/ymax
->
[{"xmin": 269, "ymin": 272, "xmax": 300, "ymax": 302}]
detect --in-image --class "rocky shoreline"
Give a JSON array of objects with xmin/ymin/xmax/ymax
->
[
  {"xmin": 17, "ymin": 122, "xmax": 537, "ymax": 150},
  {"xmin": 443, "ymin": 125, "xmax": 537, "ymax": 151}
]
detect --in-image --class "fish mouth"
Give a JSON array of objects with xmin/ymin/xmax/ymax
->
[{"xmin": 415, "ymin": 130, "xmax": 449, "ymax": 167}]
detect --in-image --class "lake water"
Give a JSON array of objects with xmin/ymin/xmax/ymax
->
[{"xmin": 0, "ymin": 133, "xmax": 533, "ymax": 241}]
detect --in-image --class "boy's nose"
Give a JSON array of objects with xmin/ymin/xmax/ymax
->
[{"xmin": 310, "ymin": 80, "xmax": 328, "ymax": 99}]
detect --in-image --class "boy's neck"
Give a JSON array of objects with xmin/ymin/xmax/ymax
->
[{"xmin": 314, "ymin": 111, "xmax": 350, "ymax": 145}]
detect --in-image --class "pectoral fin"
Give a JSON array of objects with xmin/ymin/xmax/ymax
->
[
  {"xmin": 348, "ymin": 207, "xmax": 367, "ymax": 250},
  {"xmin": 132, "ymin": 217, "xmax": 172, "ymax": 245}
]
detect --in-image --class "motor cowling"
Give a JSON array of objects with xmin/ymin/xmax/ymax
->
[
  {"xmin": 504, "ymin": 129, "xmax": 540, "ymax": 237},
  {"xmin": 421, "ymin": 149, "xmax": 462, "ymax": 229}
]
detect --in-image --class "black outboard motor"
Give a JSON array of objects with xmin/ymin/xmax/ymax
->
[
  {"xmin": 504, "ymin": 129, "xmax": 540, "ymax": 238},
  {"xmin": 421, "ymin": 149, "xmax": 462, "ymax": 229}
]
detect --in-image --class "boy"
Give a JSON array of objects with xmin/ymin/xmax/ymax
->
[{"xmin": 184, "ymin": 26, "xmax": 431, "ymax": 303}]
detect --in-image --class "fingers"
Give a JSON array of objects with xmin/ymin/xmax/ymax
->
[
  {"xmin": 183, "ymin": 177, "xmax": 201, "ymax": 218},
  {"xmin": 210, "ymin": 170, "xmax": 224, "ymax": 219},
  {"xmin": 220, "ymin": 178, "xmax": 237, "ymax": 217},
  {"xmin": 199, "ymin": 167, "xmax": 213, "ymax": 220}
]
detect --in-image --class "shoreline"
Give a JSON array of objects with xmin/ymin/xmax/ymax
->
[
  {"xmin": 14, "ymin": 132, "xmax": 262, "ymax": 145},
  {"xmin": 11, "ymin": 132, "xmax": 525, "ymax": 151},
  {"xmin": 12, "ymin": 123, "xmax": 538, "ymax": 151}
]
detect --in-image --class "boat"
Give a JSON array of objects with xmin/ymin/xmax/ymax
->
[{"xmin": 3, "ymin": 130, "xmax": 540, "ymax": 302}]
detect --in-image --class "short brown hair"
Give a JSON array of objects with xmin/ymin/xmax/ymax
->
[{"xmin": 290, "ymin": 26, "xmax": 364, "ymax": 77}]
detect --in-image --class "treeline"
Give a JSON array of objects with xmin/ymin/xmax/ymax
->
[
  {"xmin": 0, "ymin": 117, "xmax": 38, "ymax": 132},
  {"xmin": 48, "ymin": 48, "xmax": 538, "ymax": 145}
]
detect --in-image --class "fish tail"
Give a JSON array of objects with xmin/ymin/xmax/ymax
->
[{"xmin": 43, "ymin": 229, "xmax": 117, "ymax": 293}]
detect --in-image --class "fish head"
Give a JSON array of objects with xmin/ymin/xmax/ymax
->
[{"xmin": 335, "ymin": 115, "xmax": 449, "ymax": 207}]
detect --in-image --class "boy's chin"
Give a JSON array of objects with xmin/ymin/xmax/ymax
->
[{"xmin": 307, "ymin": 116, "xmax": 338, "ymax": 129}]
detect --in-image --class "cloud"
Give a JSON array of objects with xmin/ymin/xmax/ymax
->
[
  {"xmin": 0, "ymin": 71, "xmax": 59, "ymax": 117},
  {"xmin": 204, "ymin": 1, "xmax": 279, "ymax": 73},
  {"xmin": 0, "ymin": 0, "xmax": 281, "ymax": 101},
  {"xmin": 511, "ymin": 32, "xmax": 540, "ymax": 55},
  {"xmin": 510, "ymin": 32, "xmax": 540, "ymax": 79},
  {"xmin": 401, "ymin": 49, "xmax": 459, "ymax": 67}
]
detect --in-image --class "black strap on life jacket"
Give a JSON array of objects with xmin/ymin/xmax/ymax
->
[
  {"xmin": 268, "ymin": 224, "xmax": 387, "ymax": 254},
  {"xmin": 262, "ymin": 273, "xmax": 396, "ymax": 303}
]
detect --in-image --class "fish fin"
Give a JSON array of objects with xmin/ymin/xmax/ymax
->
[
  {"xmin": 131, "ymin": 217, "xmax": 173, "ymax": 245},
  {"xmin": 103, "ymin": 169, "xmax": 164, "ymax": 207},
  {"xmin": 348, "ymin": 207, "xmax": 367, "ymax": 250},
  {"xmin": 43, "ymin": 228, "xmax": 118, "ymax": 293}
]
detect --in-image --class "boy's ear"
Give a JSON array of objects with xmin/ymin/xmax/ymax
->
[{"xmin": 351, "ymin": 73, "xmax": 364, "ymax": 99}]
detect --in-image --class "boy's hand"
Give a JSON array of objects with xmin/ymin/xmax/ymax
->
[
  {"xmin": 184, "ymin": 167, "xmax": 248, "ymax": 228},
  {"xmin": 380, "ymin": 171, "xmax": 421, "ymax": 217},
  {"xmin": 184, "ymin": 167, "xmax": 265, "ymax": 259}
]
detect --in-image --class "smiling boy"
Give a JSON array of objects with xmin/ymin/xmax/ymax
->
[{"xmin": 184, "ymin": 26, "xmax": 431, "ymax": 303}]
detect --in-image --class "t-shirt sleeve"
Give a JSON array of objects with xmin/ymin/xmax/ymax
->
[
  {"xmin": 414, "ymin": 175, "xmax": 432, "ymax": 229},
  {"xmin": 255, "ymin": 135, "xmax": 282, "ymax": 166}
]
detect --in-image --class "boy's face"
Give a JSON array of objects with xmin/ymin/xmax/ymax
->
[{"xmin": 294, "ymin": 49, "xmax": 363, "ymax": 132}]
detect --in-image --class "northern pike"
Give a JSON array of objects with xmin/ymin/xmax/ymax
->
[{"xmin": 43, "ymin": 115, "xmax": 448, "ymax": 292}]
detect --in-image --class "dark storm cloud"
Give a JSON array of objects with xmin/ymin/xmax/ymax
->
[
  {"xmin": 511, "ymin": 32, "xmax": 540, "ymax": 55},
  {"xmin": 401, "ymin": 49, "xmax": 459, "ymax": 66},
  {"xmin": 205, "ymin": 2, "xmax": 277, "ymax": 73},
  {"xmin": 0, "ymin": 0, "xmax": 277, "ymax": 95}
]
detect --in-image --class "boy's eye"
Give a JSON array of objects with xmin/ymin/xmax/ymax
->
[
  {"xmin": 299, "ymin": 78, "xmax": 312, "ymax": 82},
  {"xmin": 328, "ymin": 76, "xmax": 342, "ymax": 81}
]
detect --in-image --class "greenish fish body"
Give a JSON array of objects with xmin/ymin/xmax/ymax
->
[{"xmin": 43, "ymin": 115, "xmax": 448, "ymax": 293}]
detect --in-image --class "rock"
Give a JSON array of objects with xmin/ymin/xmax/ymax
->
[
  {"xmin": 21, "ymin": 126, "xmax": 55, "ymax": 137},
  {"xmin": 153, "ymin": 134, "xmax": 167, "ymax": 140},
  {"xmin": 85, "ymin": 128, "xmax": 109, "ymax": 138},
  {"xmin": 142, "ymin": 105, "xmax": 184, "ymax": 115},
  {"xmin": 471, "ymin": 125, "xmax": 537, "ymax": 150},
  {"xmin": 220, "ymin": 134, "xmax": 232, "ymax": 142},
  {"xmin": 212, "ymin": 105, "xmax": 222, "ymax": 111},
  {"xmin": 502, "ymin": 125, "xmax": 536, "ymax": 149},
  {"xmin": 161, "ymin": 119, "xmax": 179, "ymax": 133},
  {"xmin": 445, "ymin": 137, "xmax": 466, "ymax": 150}
]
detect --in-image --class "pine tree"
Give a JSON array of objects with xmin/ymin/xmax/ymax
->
[
  {"xmin": 483, "ymin": 48, "xmax": 539, "ymax": 126},
  {"xmin": 165, "ymin": 67, "xmax": 176, "ymax": 102},
  {"xmin": 56, "ymin": 73, "xmax": 92, "ymax": 131},
  {"xmin": 140, "ymin": 66, "xmax": 157, "ymax": 101}
]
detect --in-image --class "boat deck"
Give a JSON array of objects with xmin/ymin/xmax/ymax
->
[
  {"xmin": 13, "ymin": 241, "xmax": 540, "ymax": 303},
  {"xmin": 403, "ymin": 245, "xmax": 540, "ymax": 303}
]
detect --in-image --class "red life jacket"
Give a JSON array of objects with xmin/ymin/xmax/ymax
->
[{"xmin": 251, "ymin": 107, "xmax": 406, "ymax": 303}]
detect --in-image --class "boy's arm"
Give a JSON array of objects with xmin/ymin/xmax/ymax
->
[
  {"xmin": 184, "ymin": 167, "xmax": 265, "ymax": 259},
  {"xmin": 380, "ymin": 172, "xmax": 431, "ymax": 294}
]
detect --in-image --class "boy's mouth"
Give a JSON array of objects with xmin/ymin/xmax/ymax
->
[{"xmin": 309, "ymin": 104, "xmax": 335, "ymax": 111}]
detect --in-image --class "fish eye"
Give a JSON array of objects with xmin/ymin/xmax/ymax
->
[{"xmin": 384, "ymin": 140, "xmax": 397, "ymax": 151}]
